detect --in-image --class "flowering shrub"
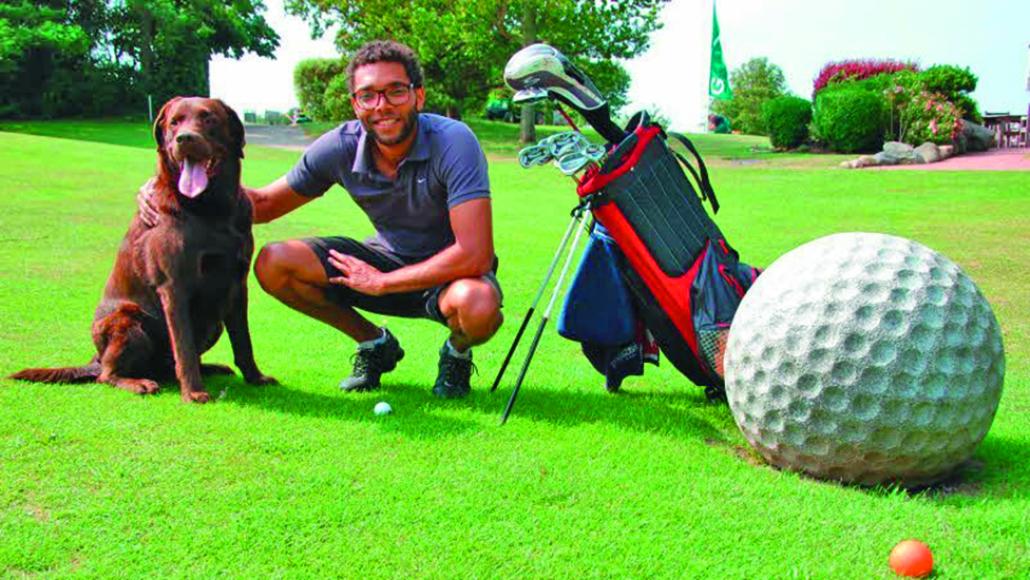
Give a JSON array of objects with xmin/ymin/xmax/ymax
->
[
  {"xmin": 899, "ymin": 91, "xmax": 964, "ymax": 145},
  {"xmin": 813, "ymin": 59, "xmax": 918, "ymax": 95}
]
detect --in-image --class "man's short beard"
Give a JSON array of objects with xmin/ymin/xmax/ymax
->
[{"xmin": 364, "ymin": 109, "xmax": 419, "ymax": 146}]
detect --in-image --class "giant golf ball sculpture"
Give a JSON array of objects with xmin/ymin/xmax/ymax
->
[{"xmin": 724, "ymin": 233, "xmax": 1004, "ymax": 486}]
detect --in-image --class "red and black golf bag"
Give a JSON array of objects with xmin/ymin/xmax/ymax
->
[{"xmin": 573, "ymin": 112, "xmax": 761, "ymax": 399}]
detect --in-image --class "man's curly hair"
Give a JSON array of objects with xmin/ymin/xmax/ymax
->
[{"xmin": 346, "ymin": 40, "xmax": 424, "ymax": 92}]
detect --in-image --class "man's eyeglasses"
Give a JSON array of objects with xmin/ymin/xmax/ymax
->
[{"xmin": 352, "ymin": 83, "xmax": 415, "ymax": 110}]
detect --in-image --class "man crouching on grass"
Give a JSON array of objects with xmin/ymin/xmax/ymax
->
[{"xmin": 140, "ymin": 40, "xmax": 503, "ymax": 398}]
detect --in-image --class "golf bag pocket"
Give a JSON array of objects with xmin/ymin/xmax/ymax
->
[
  {"xmin": 690, "ymin": 241, "xmax": 761, "ymax": 379},
  {"xmin": 557, "ymin": 225, "xmax": 636, "ymax": 346}
]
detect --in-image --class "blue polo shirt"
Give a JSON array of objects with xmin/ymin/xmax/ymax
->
[{"xmin": 286, "ymin": 113, "xmax": 491, "ymax": 261}]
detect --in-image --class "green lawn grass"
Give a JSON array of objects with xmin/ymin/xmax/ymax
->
[{"xmin": 0, "ymin": 121, "xmax": 1028, "ymax": 577}]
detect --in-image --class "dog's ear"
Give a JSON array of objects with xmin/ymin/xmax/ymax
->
[
  {"xmin": 153, "ymin": 97, "xmax": 181, "ymax": 150},
  {"xmin": 217, "ymin": 99, "xmax": 246, "ymax": 159}
]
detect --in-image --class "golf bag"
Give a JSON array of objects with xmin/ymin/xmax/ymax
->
[{"xmin": 572, "ymin": 112, "xmax": 761, "ymax": 398}]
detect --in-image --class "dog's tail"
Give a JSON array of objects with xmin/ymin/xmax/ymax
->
[{"xmin": 10, "ymin": 361, "xmax": 101, "ymax": 384}]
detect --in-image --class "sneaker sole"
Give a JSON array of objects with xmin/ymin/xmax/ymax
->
[{"xmin": 340, "ymin": 348, "xmax": 405, "ymax": 392}]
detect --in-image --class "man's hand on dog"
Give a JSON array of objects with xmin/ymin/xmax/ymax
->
[
  {"xmin": 328, "ymin": 250, "xmax": 389, "ymax": 296},
  {"xmin": 137, "ymin": 178, "xmax": 160, "ymax": 226}
]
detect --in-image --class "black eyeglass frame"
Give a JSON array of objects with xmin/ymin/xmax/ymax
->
[{"xmin": 351, "ymin": 83, "xmax": 418, "ymax": 110}]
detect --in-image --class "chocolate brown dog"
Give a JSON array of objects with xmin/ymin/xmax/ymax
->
[{"xmin": 12, "ymin": 97, "xmax": 275, "ymax": 402}]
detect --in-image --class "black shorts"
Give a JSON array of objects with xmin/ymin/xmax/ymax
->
[{"xmin": 304, "ymin": 236, "xmax": 502, "ymax": 325}]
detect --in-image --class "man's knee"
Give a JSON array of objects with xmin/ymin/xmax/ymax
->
[
  {"xmin": 254, "ymin": 241, "xmax": 315, "ymax": 296},
  {"xmin": 444, "ymin": 279, "xmax": 502, "ymax": 340}
]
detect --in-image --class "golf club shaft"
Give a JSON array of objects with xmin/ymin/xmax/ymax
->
[
  {"xmin": 582, "ymin": 104, "xmax": 627, "ymax": 145},
  {"xmin": 500, "ymin": 318, "xmax": 548, "ymax": 424},
  {"xmin": 489, "ymin": 212, "xmax": 581, "ymax": 393},
  {"xmin": 500, "ymin": 210, "xmax": 590, "ymax": 424}
]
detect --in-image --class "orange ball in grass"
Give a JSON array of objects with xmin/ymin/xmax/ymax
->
[{"xmin": 889, "ymin": 539, "xmax": 934, "ymax": 577}]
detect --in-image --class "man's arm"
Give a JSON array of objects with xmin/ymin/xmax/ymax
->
[
  {"xmin": 247, "ymin": 176, "xmax": 315, "ymax": 224},
  {"xmin": 328, "ymin": 198, "xmax": 494, "ymax": 295},
  {"xmin": 137, "ymin": 175, "xmax": 314, "ymax": 226}
]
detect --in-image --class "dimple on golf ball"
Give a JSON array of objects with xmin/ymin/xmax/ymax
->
[
  {"xmin": 724, "ymin": 233, "xmax": 1005, "ymax": 486},
  {"xmin": 374, "ymin": 401, "xmax": 393, "ymax": 416}
]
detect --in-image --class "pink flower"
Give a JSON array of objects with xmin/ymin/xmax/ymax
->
[{"xmin": 930, "ymin": 119, "xmax": 939, "ymax": 135}]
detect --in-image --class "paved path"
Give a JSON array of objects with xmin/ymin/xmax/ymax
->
[
  {"xmin": 244, "ymin": 124, "xmax": 316, "ymax": 151},
  {"xmin": 876, "ymin": 148, "xmax": 1030, "ymax": 171}
]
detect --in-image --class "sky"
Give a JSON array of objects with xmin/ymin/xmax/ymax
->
[{"xmin": 211, "ymin": 0, "xmax": 1030, "ymax": 132}]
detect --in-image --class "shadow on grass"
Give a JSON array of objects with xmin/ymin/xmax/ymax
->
[{"xmin": 197, "ymin": 371, "xmax": 735, "ymax": 444}]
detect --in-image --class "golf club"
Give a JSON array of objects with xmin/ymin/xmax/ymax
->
[
  {"xmin": 500, "ymin": 203, "xmax": 592, "ymax": 424},
  {"xmin": 504, "ymin": 43, "xmax": 627, "ymax": 144},
  {"xmin": 489, "ymin": 211, "xmax": 582, "ymax": 393}
]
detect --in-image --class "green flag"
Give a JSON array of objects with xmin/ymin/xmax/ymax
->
[{"xmin": 708, "ymin": 3, "xmax": 732, "ymax": 100}]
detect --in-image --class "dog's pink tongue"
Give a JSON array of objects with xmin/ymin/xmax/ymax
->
[{"xmin": 178, "ymin": 159, "xmax": 208, "ymax": 198}]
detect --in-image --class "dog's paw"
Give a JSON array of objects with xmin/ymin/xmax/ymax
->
[
  {"xmin": 135, "ymin": 379, "xmax": 160, "ymax": 395},
  {"xmin": 183, "ymin": 390, "xmax": 211, "ymax": 404},
  {"xmin": 109, "ymin": 377, "xmax": 159, "ymax": 395},
  {"xmin": 245, "ymin": 374, "xmax": 278, "ymax": 386}
]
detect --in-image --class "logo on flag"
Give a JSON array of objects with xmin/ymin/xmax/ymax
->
[{"xmin": 708, "ymin": 3, "xmax": 732, "ymax": 100}]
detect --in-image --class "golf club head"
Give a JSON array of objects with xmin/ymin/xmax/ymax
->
[
  {"xmin": 517, "ymin": 143, "xmax": 553, "ymax": 168},
  {"xmin": 504, "ymin": 43, "xmax": 607, "ymax": 112},
  {"xmin": 512, "ymin": 87, "xmax": 548, "ymax": 104}
]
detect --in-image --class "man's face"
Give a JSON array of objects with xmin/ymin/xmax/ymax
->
[{"xmin": 351, "ymin": 62, "xmax": 426, "ymax": 147}]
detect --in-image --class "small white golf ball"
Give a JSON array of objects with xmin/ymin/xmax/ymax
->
[{"xmin": 374, "ymin": 401, "xmax": 393, "ymax": 416}]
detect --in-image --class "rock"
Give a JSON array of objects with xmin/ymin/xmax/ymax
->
[
  {"xmin": 938, "ymin": 144, "xmax": 954, "ymax": 159},
  {"xmin": 840, "ymin": 160, "xmax": 854, "ymax": 168},
  {"xmin": 914, "ymin": 142, "xmax": 941, "ymax": 163},
  {"xmin": 880, "ymin": 141, "xmax": 918, "ymax": 164},
  {"xmin": 874, "ymin": 151, "xmax": 898, "ymax": 165},
  {"xmin": 955, "ymin": 122, "xmax": 995, "ymax": 153},
  {"xmin": 855, "ymin": 155, "xmax": 879, "ymax": 168},
  {"xmin": 884, "ymin": 141, "xmax": 915, "ymax": 156}
]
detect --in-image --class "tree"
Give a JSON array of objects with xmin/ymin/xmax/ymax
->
[
  {"xmin": 108, "ymin": 0, "xmax": 280, "ymax": 106},
  {"xmin": 0, "ymin": 0, "xmax": 279, "ymax": 118},
  {"xmin": 712, "ymin": 57, "xmax": 787, "ymax": 135},
  {"xmin": 0, "ymin": 1, "xmax": 90, "ymax": 116},
  {"xmin": 283, "ymin": 0, "xmax": 665, "ymax": 127}
]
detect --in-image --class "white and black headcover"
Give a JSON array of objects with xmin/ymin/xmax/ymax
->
[
  {"xmin": 503, "ymin": 43, "xmax": 627, "ymax": 143},
  {"xmin": 504, "ymin": 43, "xmax": 607, "ymax": 111}
]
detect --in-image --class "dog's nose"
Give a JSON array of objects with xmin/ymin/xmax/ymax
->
[{"xmin": 175, "ymin": 131, "xmax": 198, "ymax": 144}]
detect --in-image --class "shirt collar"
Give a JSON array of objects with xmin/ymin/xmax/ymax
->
[{"xmin": 351, "ymin": 114, "xmax": 430, "ymax": 176}]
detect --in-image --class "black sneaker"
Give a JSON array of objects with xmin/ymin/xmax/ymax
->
[
  {"xmin": 432, "ymin": 343, "xmax": 475, "ymax": 399},
  {"xmin": 339, "ymin": 329, "xmax": 404, "ymax": 392}
]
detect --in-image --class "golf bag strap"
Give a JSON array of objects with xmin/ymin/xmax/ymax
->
[{"xmin": 668, "ymin": 132, "xmax": 719, "ymax": 214}]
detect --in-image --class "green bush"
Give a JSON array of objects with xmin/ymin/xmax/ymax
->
[
  {"xmin": 711, "ymin": 57, "xmax": 788, "ymax": 135},
  {"xmin": 952, "ymin": 94, "xmax": 982, "ymax": 124},
  {"xmin": 919, "ymin": 65, "xmax": 980, "ymax": 122},
  {"xmin": 761, "ymin": 96, "xmax": 812, "ymax": 149},
  {"xmin": 813, "ymin": 88, "xmax": 886, "ymax": 153},
  {"xmin": 920, "ymin": 65, "xmax": 977, "ymax": 96},
  {"xmin": 293, "ymin": 58, "xmax": 346, "ymax": 122},
  {"xmin": 321, "ymin": 75, "xmax": 357, "ymax": 123}
]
